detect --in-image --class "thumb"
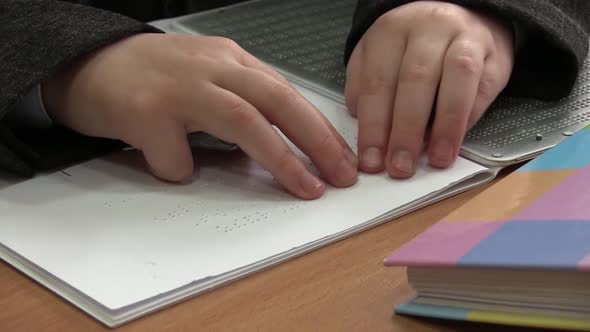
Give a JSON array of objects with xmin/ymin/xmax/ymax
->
[{"xmin": 139, "ymin": 127, "xmax": 195, "ymax": 183}]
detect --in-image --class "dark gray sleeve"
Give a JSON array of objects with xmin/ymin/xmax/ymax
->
[
  {"xmin": 345, "ymin": 0, "xmax": 590, "ymax": 100},
  {"xmin": 4, "ymin": 85, "xmax": 53, "ymax": 129},
  {"xmin": 0, "ymin": 0, "xmax": 160, "ymax": 176}
]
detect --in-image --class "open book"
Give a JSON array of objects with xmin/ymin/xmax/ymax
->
[
  {"xmin": 0, "ymin": 81, "xmax": 496, "ymax": 327},
  {"xmin": 385, "ymin": 125, "xmax": 590, "ymax": 330}
]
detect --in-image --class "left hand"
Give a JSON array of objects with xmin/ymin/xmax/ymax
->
[{"xmin": 345, "ymin": 1, "xmax": 514, "ymax": 178}]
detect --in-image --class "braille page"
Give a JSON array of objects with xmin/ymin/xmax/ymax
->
[{"xmin": 0, "ymin": 85, "xmax": 491, "ymax": 315}]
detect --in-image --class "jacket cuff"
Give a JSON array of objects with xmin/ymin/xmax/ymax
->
[{"xmin": 5, "ymin": 85, "xmax": 53, "ymax": 129}]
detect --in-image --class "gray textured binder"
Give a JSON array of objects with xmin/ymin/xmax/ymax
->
[{"xmin": 170, "ymin": 0, "xmax": 590, "ymax": 166}]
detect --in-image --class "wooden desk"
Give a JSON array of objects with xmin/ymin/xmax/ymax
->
[{"xmin": 0, "ymin": 176, "xmax": 539, "ymax": 332}]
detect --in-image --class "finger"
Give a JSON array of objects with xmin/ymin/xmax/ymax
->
[
  {"xmin": 385, "ymin": 35, "xmax": 451, "ymax": 179},
  {"xmin": 344, "ymin": 39, "xmax": 364, "ymax": 117},
  {"xmin": 187, "ymin": 85, "xmax": 326, "ymax": 200},
  {"xmin": 213, "ymin": 65, "xmax": 358, "ymax": 188},
  {"xmin": 139, "ymin": 123, "xmax": 195, "ymax": 183},
  {"xmin": 467, "ymin": 53, "xmax": 513, "ymax": 130},
  {"xmin": 240, "ymin": 49, "xmax": 358, "ymax": 168},
  {"xmin": 355, "ymin": 30, "xmax": 406, "ymax": 173},
  {"xmin": 241, "ymin": 52, "xmax": 358, "ymax": 168},
  {"xmin": 428, "ymin": 36, "xmax": 485, "ymax": 168}
]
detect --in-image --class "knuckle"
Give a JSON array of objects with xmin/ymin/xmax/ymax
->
[
  {"xmin": 178, "ymin": 50, "xmax": 214, "ymax": 67},
  {"xmin": 399, "ymin": 63, "xmax": 435, "ymax": 83},
  {"xmin": 477, "ymin": 76, "xmax": 499, "ymax": 100},
  {"xmin": 269, "ymin": 78, "xmax": 296, "ymax": 98},
  {"xmin": 210, "ymin": 36, "xmax": 242, "ymax": 52},
  {"xmin": 441, "ymin": 110, "xmax": 468, "ymax": 127},
  {"xmin": 172, "ymin": 40, "xmax": 207, "ymax": 61},
  {"xmin": 449, "ymin": 44, "xmax": 481, "ymax": 76},
  {"xmin": 451, "ymin": 54, "xmax": 481, "ymax": 77},
  {"xmin": 373, "ymin": 13, "xmax": 400, "ymax": 32},
  {"xmin": 269, "ymin": 80, "xmax": 297, "ymax": 103},
  {"xmin": 359, "ymin": 75, "xmax": 392, "ymax": 95},
  {"xmin": 428, "ymin": 5, "xmax": 466, "ymax": 26},
  {"xmin": 166, "ymin": 164, "xmax": 193, "ymax": 182},
  {"xmin": 316, "ymin": 132, "xmax": 337, "ymax": 155},
  {"xmin": 224, "ymin": 98, "xmax": 257, "ymax": 125},
  {"xmin": 428, "ymin": 6, "xmax": 456, "ymax": 22},
  {"xmin": 274, "ymin": 147, "xmax": 297, "ymax": 173}
]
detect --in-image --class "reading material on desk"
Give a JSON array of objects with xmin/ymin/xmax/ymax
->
[
  {"xmin": 0, "ymin": 83, "xmax": 496, "ymax": 327},
  {"xmin": 385, "ymin": 125, "xmax": 590, "ymax": 331}
]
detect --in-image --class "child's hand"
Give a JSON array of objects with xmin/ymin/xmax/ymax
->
[
  {"xmin": 346, "ymin": 1, "xmax": 514, "ymax": 177},
  {"xmin": 43, "ymin": 34, "xmax": 358, "ymax": 199}
]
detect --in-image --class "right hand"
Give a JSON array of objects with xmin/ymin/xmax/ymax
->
[
  {"xmin": 42, "ymin": 33, "xmax": 358, "ymax": 199},
  {"xmin": 345, "ymin": 2, "xmax": 514, "ymax": 177}
]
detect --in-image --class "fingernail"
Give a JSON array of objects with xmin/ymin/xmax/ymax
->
[
  {"xmin": 391, "ymin": 150, "xmax": 414, "ymax": 174},
  {"xmin": 336, "ymin": 158, "xmax": 357, "ymax": 184},
  {"xmin": 431, "ymin": 140, "xmax": 454, "ymax": 166},
  {"xmin": 361, "ymin": 147, "xmax": 382, "ymax": 169},
  {"xmin": 299, "ymin": 172, "xmax": 325, "ymax": 196}
]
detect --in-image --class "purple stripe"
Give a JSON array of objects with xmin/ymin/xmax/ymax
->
[
  {"xmin": 384, "ymin": 221, "xmax": 505, "ymax": 267},
  {"xmin": 513, "ymin": 164, "xmax": 590, "ymax": 221}
]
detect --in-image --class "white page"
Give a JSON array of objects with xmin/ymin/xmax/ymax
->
[{"xmin": 0, "ymin": 85, "xmax": 488, "ymax": 310}]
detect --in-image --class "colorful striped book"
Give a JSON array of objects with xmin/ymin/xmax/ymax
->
[{"xmin": 385, "ymin": 126, "xmax": 590, "ymax": 331}]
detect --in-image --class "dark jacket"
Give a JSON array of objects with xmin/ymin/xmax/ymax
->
[{"xmin": 1, "ymin": 0, "xmax": 589, "ymax": 176}]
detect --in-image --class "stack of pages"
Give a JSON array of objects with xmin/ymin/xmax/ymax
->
[{"xmin": 0, "ymin": 85, "xmax": 495, "ymax": 327}]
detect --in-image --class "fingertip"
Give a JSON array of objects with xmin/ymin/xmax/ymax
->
[
  {"xmin": 360, "ymin": 165, "xmax": 384, "ymax": 174},
  {"xmin": 427, "ymin": 139, "xmax": 457, "ymax": 169},
  {"xmin": 428, "ymin": 153, "xmax": 457, "ymax": 169},
  {"xmin": 387, "ymin": 167, "xmax": 415, "ymax": 180},
  {"xmin": 359, "ymin": 147, "xmax": 385, "ymax": 173},
  {"xmin": 298, "ymin": 187, "xmax": 325, "ymax": 200},
  {"xmin": 170, "ymin": 164, "xmax": 195, "ymax": 183},
  {"xmin": 329, "ymin": 158, "xmax": 358, "ymax": 188},
  {"xmin": 298, "ymin": 171, "xmax": 326, "ymax": 199},
  {"xmin": 387, "ymin": 149, "xmax": 416, "ymax": 179},
  {"xmin": 143, "ymin": 145, "xmax": 195, "ymax": 184},
  {"xmin": 147, "ymin": 160, "xmax": 195, "ymax": 183}
]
